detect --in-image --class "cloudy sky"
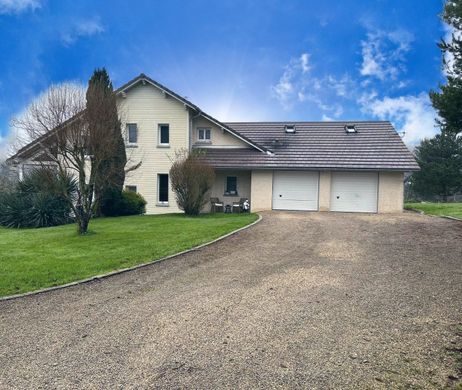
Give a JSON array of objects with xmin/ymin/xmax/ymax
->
[{"xmin": 0, "ymin": 0, "xmax": 446, "ymax": 152}]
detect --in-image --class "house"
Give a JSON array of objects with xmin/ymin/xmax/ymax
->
[{"xmin": 8, "ymin": 74, "xmax": 419, "ymax": 214}]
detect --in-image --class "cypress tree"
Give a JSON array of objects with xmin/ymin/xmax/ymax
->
[{"xmin": 86, "ymin": 68, "xmax": 127, "ymax": 216}]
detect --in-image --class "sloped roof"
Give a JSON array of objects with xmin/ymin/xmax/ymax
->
[
  {"xmin": 202, "ymin": 121, "xmax": 419, "ymax": 171},
  {"xmin": 117, "ymin": 74, "xmax": 267, "ymax": 153},
  {"xmin": 8, "ymin": 74, "xmax": 267, "ymax": 162}
]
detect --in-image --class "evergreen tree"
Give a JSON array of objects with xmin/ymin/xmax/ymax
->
[
  {"xmin": 411, "ymin": 133, "xmax": 462, "ymax": 200},
  {"xmin": 430, "ymin": 1, "xmax": 462, "ymax": 135},
  {"xmin": 85, "ymin": 68, "xmax": 127, "ymax": 215}
]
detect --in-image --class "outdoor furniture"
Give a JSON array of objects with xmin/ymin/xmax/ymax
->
[
  {"xmin": 232, "ymin": 198, "xmax": 249, "ymax": 213},
  {"xmin": 225, "ymin": 205, "xmax": 232, "ymax": 213},
  {"xmin": 210, "ymin": 197, "xmax": 224, "ymax": 213},
  {"xmin": 232, "ymin": 201, "xmax": 241, "ymax": 213}
]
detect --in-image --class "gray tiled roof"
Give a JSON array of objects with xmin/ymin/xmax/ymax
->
[{"xmin": 202, "ymin": 121, "xmax": 419, "ymax": 171}]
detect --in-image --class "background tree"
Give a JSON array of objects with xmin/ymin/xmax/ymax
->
[
  {"xmin": 410, "ymin": 133, "xmax": 462, "ymax": 200},
  {"xmin": 11, "ymin": 70, "xmax": 137, "ymax": 234},
  {"xmin": 430, "ymin": 0, "xmax": 462, "ymax": 136},
  {"xmin": 170, "ymin": 150, "xmax": 215, "ymax": 216},
  {"xmin": 86, "ymin": 68, "xmax": 127, "ymax": 216}
]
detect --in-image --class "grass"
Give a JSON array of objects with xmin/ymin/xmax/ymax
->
[
  {"xmin": 405, "ymin": 202, "xmax": 462, "ymax": 219},
  {"xmin": 0, "ymin": 213, "xmax": 258, "ymax": 297}
]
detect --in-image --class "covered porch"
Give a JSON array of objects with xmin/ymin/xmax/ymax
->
[{"xmin": 208, "ymin": 170, "xmax": 251, "ymax": 213}]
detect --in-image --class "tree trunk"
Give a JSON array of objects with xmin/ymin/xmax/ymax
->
[{"xmin": 77, "ymin": 215, "xmax": 90, "ymax": 235}]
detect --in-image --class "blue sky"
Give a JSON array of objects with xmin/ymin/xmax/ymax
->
[{"xmin": 0, "ymin": 0, "xmax": 446, "ymax": 153}]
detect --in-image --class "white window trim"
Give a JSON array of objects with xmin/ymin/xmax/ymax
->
[
  {"xmin": 157, "ymin": 173, "xmax": 169, "ymax": 206},
  {"xmin": 197, "ymin": 128, "xmax": 212, "ymax": 143},
  {"xmin": 158, "ymin": 124, "xmax": 170, "ymax": 147},
  {"xmin": 126, "ymin": 123, "xmax": 138, "ymax": 145}
]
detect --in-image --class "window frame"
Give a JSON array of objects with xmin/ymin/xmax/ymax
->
[
  {"xmin": 157, "ymin": 173, "xmax": 169, "ymax": 204},
  {"xmin": 225, "ymin": 176, "xmax": 238, "ymax": 196},
  {"xmin": 127, "ymin": 123, "xmax": 138, "ymax": 145},
  {"xmin": 197, "ymin": 128, "xmax": 211, "ymax": 143},
  {"xmin": 125, "ymin": 185, "xmax": 137, "ymax": 193},
  {"xmin": 158, "ymin": 124, "xmax": 170, "ymax": 147}
]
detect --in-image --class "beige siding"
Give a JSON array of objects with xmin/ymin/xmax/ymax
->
[
  {"xmin": 318, "ymin": 171, "xmax": 331, "ymax": 211},
  {"xmin": 192, "ymin": 117, "xmax": 250, "ymax": 148},
  {"xmin": 209, "ymin": 170, "xmax": 251, "ymax": 211},
  {"xmin": 118, "ymin": 84, "xmax": 189, "ymax": 214},
  {"xmin": 378, "ymin": 171, "xmax": 404, "ymax": 213},
  {"xmin": 250, "ymin": 170, "xmax": 273, "ymax": 211}
]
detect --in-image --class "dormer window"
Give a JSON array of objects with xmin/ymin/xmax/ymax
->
[
  {"xmin": 285, "ymin": 124, "xmax": 296, "ymax": 133},
  {"xmin": 198, "ymin": 128, "xmax": 211, "ymax": 142},
  {"xmin": 345, "ymin": 124, "xmax": 357, "ymax": 133}
]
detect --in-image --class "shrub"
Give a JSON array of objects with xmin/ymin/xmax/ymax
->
[
  {"xmin": 100, "ymin": 188, "xmax": 124, "ymax": 217},
  {"xmin": 100, "ymin": 189, "xmax": 146, "ymax": 217},
  {"xmin": 170, "ymin": 149, "xmax": 215, "ymax": 215},
  {"xmin": 119, "ymin": 191, "xmax": 146, "ymax": 215},
  {"xmin": 0, "ymin": 168, "xmax": 75, "ymax": 228}
]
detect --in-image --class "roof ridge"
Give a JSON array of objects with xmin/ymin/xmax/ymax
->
[{"xmin": 224, "ymin": 120, "xmax": 392, "ymax": 124}]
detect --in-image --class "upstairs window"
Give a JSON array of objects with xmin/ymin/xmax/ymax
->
[
  {"xmin": 159, "ymin": 124, "xmax": 170, "ymax": 146},
  {"xmin": 225, "ymin": 176, "xmax": 237, "ymax": 195},
  {"xmin": 198, "ymin": 128, "xmax": 211, "ymax": 142},
  {"xmin": 127, "ymin": 123, "xmax": 138, "ymax": 144},
  {"xmin": 158, "ymin": 174, "xmax": 169, "ymax": 203}
]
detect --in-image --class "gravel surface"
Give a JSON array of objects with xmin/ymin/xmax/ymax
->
[{"xmin": 1, "ymin": 211, "xmax": 461, "ymax": 389}]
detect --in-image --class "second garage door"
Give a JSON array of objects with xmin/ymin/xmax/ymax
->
[
  {"xmin": 330, "ymin": 172, "xmax": 378, "ymax": 213},
  {"xmin": 273, "ymin": 171, "xmax": 319, "ymax": 211}
]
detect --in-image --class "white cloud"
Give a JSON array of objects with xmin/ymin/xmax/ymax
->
[
  {"xmin": 441, "ymin": 23, "xmax": 462, "ymax": 76},
  {"xmin": 0, "ymin": 0, "xmax": 41, "ymax": 14},
  {"xmin": 361, "ymin": 92, "xmax": 438, "ymax": 145},
  {"xmin": 0, "ymin": 135, "xmax": 9, "ymax": 161},
  {"xmin": 300, "ymin": 53, "xmax": 311, "ymax": 74},
  {"xmin": 271, "ymin": 52, "xmax": 311, "ymax": 108},
  {"xmin": 271, "ymin": 28, "xmax": 437, "ymax": 145},
  {"xmin": 360, "ymin": 29, "xmax": 413, "ymax": 81},
  {"xmin": 61, "ymin": 18, "xmax": 105, "ymax": 46}
]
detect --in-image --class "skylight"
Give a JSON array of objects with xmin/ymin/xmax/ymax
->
[
  {"xmin": 285, "ymin": 124, "xmax": 296, "ymax": 133},
  {"xmin": 345, "ymin": 124, "xmax": 357, "ymax": 133}
]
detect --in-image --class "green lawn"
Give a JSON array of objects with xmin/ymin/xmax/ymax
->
[
  {"xmin": 0, "ymin": 213, "xmax": 258, "ymax": 297},
  {"xmin": 405, "ymin": 202, "xmax": 462, "ymax": 219}
]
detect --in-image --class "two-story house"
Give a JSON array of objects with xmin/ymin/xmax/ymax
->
[{"xmin": 8, "ymin": 73, "xmax": 419, "ymax": 214}]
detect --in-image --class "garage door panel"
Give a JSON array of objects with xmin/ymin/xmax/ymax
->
[
  {"xmin": 330, "ymin": 172, "xmax": 378, "ymax": 213},
  {"xmin": 273, "ymin": 171, "xmax": 319, "ymax": 211}
]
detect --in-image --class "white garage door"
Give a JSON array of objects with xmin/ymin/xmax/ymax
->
[
  {"xmin": 273, "ymin": 171, "xmax": 319, "ymax": 211},
  {"xmin": 330, "ymin": 172, "xmax": 378, "ymax": 213}
]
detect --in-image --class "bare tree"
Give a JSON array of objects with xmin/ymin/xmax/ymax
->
[
  {"xmin": 10, "ymin": 79, "xmax": 136, "ymax": 234},
  {"xmin": 170, "ymin": 149, "xmax": 215, "ymax": 216}
]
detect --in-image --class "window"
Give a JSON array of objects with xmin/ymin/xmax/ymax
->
[
  {"xmin": 198, "ymin": 128, "xmax": 211, "ymax": 142},
  {"xmin": 125, "ymin": 185, "xmax": 137, "ymax": 193},
  {"xmin": 345, "ymin": 124, "xmax": 357, "ymax": 133},
  {"xmin": 127, "ymin": 123, "xmax": 138, "ymax": 144},
  {"xmin": 159, "ymin": 124, "xmax": 169, "ymax": 146},
  {"xmin": 158, "ymin": 174, "xmax": 169, "ymax": 203},
  {"xmin": 225, "ymin": 176, "xmax": 237, "ymax": 195}
]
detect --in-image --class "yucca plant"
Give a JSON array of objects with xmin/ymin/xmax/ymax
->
[{"xmin": 0, "ymin": 168, "xmax": 76, "ymax": 228}]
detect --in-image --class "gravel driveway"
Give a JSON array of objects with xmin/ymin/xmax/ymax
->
[{"xmin": 1, "ymin": 212, "xmax": 461, "ymax": 389}]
